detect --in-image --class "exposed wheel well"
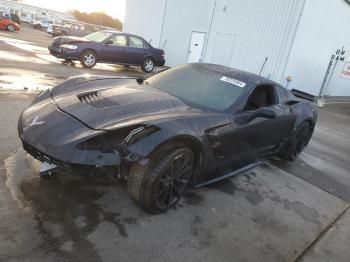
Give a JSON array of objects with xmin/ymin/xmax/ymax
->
[{"xmin": 143, "ymin": 56, "xmax": 154, "ymax": 62}]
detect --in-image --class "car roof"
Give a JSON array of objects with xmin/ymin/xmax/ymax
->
[
  {"xmin": 106, "ymin": 31, "xmax": 146, "ymax": 39},
  {"xmin": 119, "ymin": 32, "xmax": 143, "ymax": 38},
  {"xmin": 99, "ymin": 29, "xmax": 121, "ymax": 33}
]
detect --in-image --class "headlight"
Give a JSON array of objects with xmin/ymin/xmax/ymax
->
[
  {"xmin": 77, "ymin": 125, "xmax": 159, "ymax": 152},
  {"xmin": 60, "ymin": 44, "xmax": 78, "ymax": 50},
  {"xmin": 77, "ymin": 135, "xmax": 102, "ymax": 150},
  {"xmin": 31, "ymin": 88, "xmax": 50, "ymax": 105}
]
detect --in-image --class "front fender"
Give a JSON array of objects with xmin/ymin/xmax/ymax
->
[
  {"xmin": 127, "ymin": 130, "xmax": 204, "ymax": 158},
  {"xmin": 124, "ymin": 126, "xmax": 211, "ymax": 186}
]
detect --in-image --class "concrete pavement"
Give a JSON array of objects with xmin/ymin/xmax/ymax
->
[{"xmin": 300, "ymin": 206, "xmax": 350, "ymax": 262}]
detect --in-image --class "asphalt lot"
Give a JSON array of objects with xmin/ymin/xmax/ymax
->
[
  {"xmin": 0, "ymin": 23, "xmax": 148, "ymax": 91},
  {"xmin": 1, "ymin": 25, "xmax": 350, "ymax": 262}
]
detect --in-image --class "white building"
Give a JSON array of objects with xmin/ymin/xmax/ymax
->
[
  {"xmin": 124, "ymin": 0, "xmax": 350, "ymax": 96},
  {"xmin": 0, "ymin": 0, "xmax": 74, "ymax": 23}
]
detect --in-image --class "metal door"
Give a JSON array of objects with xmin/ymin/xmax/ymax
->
[{"xmin": 187, "ymin": 31, "xmax": 206, "ymax": 63}]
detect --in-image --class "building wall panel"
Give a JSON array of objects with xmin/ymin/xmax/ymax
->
[
  {"xmin": 284, "ymin": 0, "xmax": 350, "ymax": 95},
  {"xmin": 158, "ymin": 0, "xmax": 216, "ymax": 66},
  {"xmin": 123, "ymin": 0, "xmax": 350, "ymax": 95},
  {"xmin": 203, "ymin": 0, "xmax": 306, "ymax": 81},
  {"xmin": 123, "ymin": 0, "xmax": 167, "ymax": 47}
]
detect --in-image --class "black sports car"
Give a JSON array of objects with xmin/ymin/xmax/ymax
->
[{"xmin": 18, "ymin": 63, "xmax": 317, "ymax": 213}]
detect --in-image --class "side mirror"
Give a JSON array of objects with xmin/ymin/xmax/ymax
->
[
  {"xmin": 104, "ymin": 40, "xmax": 113, "ymax": 45},
  {"xmin": 246, "ymin": 107, "xmax": 277, "ymax": 122}
]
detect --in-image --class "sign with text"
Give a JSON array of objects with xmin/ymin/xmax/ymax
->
[
  {"xmin": 340, "ymin": 62, "xmax": 350, "ymax": 79},
  {"xmin": 331, "ymin": 49, "xmax": 346, "ymax": 62}
]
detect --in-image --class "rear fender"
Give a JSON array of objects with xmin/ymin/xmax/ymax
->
[{"xmin": 293, "ymin": 102, "xmax": 317, "ymax": 129}]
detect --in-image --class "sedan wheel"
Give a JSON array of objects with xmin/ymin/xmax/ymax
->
[
  {"xmin": 80, "ymin": 51, "xmax": 97, "ymax": 68},
  {"xmin": 7, "ymin": 24, "xmax": 15, "ymax": 32},
  {"xmin": 142, "ymin": 58, "xmax": 155, "ymax": 73},
  {"xmin": 128, "ymin": 143, "xmax": 194, "ymax": 214}
]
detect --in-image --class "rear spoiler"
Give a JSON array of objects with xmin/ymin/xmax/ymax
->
[{"xmin": 291, "ymin": 89, "xmax": 315, "ymax": 102}]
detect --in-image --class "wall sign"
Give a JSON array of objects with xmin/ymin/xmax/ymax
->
[
  {"xmin": 331, "ymin": 49, "xmax": 346, "ymax": 62},
  {"xmin": 319, "ymin": 47, "xmax": 346, "ymax": 99},
  {"xmin": 340, "ymin": 62, "xmax": 350, "ymax": 79}
]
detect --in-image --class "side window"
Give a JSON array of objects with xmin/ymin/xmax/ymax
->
[
  {"xmin": 85, "ymin": 25, "xmax": 93, "ymax": 31},
  {"xmin": 275, "ymin": 86, "xmax": 289, "ymax": 104},
  {"xmin": 110, "ymin": 35, "xmax": 127, "ymax": 47},
  {"xmin": 128, "ymin": 36, "xmax": 147, "ymax": 49},
  {"xmin": 244, "ymin": 85, "xmax": 277, "ymax": 111}
]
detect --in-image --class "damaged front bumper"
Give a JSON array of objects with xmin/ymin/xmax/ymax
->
[
  {"xmin": 18, "ymin": 89, "xmax": 152, "ymax": 177},
  {"xmin": 22, "ymin": 140, "xmax": 121, "ymax": 168},
  {"xmin": 18, "ymin": 96, "xmax": 124, "ymax": 174}
]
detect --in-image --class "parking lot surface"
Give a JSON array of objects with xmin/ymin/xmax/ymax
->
[
  {"xmin": 0, "ymin": 24, "xmax": 147, "ymax": 91},
  {"xmin": 1, "ymin": 26, "xmax": 350, "ymax": 262}
]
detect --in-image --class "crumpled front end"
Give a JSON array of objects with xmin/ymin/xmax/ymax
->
[{"xmin": 18, "ymin": 90, "xmax": 121, "ymax": 171}]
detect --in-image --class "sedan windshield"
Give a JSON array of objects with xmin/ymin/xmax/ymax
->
[
  {"xmin": 84, "ymin": 31, "xmax": 113, "ymax": 42},
  {"xmin": 146, "ymin": 64, "xmax": 246, "ymax": 111}
]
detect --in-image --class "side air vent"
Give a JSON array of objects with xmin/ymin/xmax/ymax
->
[{"xmin": 78, "ymin": 91, "xmax": 99, "ymax": 104}]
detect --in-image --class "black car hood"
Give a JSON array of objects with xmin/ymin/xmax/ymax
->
[{"xmin": 53, "ymin": 84, "xmax": 204, "ymax": 131}]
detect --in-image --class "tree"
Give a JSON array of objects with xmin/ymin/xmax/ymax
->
[{"xmin": 72, "ymin": 10, "xmax": 123, "ymax": 30}]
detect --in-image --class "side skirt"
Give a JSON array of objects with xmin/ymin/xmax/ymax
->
[{"xmin": 194, "ymin": 161, "xmax": 263, "ymax": 188}]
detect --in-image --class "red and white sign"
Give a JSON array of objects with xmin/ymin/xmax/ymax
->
[{"xmin": 340, "ymin": 62, "xmax": 350, "ymax": 79}]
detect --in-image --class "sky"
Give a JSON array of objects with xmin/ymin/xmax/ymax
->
[{"xmin": 23, "ymin": 0, "xmax": 126, "ymax": 21}]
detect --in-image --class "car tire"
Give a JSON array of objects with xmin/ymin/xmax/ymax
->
[
  {"xmin": 80, "ymin": 50, "xmax": 97, "ymax": 68},
  {"xmin": 280, "ymin": 122, "xmax": 312, "ymax": 161},
  {"xmin": 141, "ymin": 57, "xmax": 155, "ymax": 73},
  {"xmin": 7, "ymin": 24, "xmax": 15, "ymax": 32},
  {"xmin": 128, "ymin": 143, "xmax": 194, "ymax": 214}
]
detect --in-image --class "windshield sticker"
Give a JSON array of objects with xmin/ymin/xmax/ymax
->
[{"xmin": 220, "ymin": 76, "xmax": 246, "ymax": 88}]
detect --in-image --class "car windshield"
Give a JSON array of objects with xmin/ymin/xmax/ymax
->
[
  {"xmin": 84, "ymin": 31, "xmax": 113, "ymax": 42},
  {"xmin": 146, "ymin": 64, "xmax": 246, "ymax": 111}
]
